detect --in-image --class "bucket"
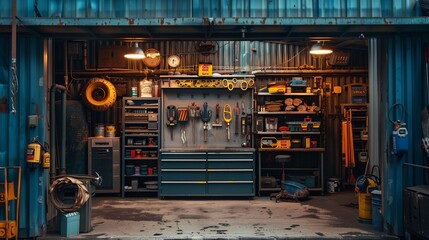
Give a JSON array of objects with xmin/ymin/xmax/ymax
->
[
  {"xmin": 94, "ymin": 124, "xmax": 104, "ymax": 138},
  {"xmin": 105, "ymin": 125, "xmax": 115, "ymax": 137},
  {"xmin": 327, "ymin": 178, "xmax": 341, "ymax": 193},
  {"xmin": 371, "ymin": 190, "xmax": 382, "ymax": 231},
  {"xmin": 358, "ymin": 192, "xmax": 373, "ymax": 220}
]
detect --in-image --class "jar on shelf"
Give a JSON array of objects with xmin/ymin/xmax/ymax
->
[{"xmin": 139, "ymin": 78, "xmax": 153, "ymax": 97}]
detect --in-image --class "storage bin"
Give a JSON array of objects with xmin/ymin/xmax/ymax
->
[{"xmin": 60, "ymin": 212, "xmax": 80, "ymax": 237}]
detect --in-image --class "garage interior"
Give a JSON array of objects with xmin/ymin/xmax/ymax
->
[
  {"xmin": 2, "ymin": 1, "xmax": 429, "ymax": 240},
  {"xmin": 46, "ymin": 34, "xmax": 380, "ymax": 239}
]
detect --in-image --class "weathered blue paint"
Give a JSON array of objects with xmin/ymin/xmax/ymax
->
[
  {"xmin": 380, "ymin": 35, "xmax": 427, "ymax": 236},
  {"xmin": 0, "ymin": 36, "xmax": 47, "ymax": 238},
  {"xmin": 1, "ymin": 0, "xmax": 423, "ymax": 18}
]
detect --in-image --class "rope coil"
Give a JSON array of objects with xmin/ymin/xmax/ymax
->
[{"xmin": 48, "ymin": 176, "xmax": 89, "ymax": 213}]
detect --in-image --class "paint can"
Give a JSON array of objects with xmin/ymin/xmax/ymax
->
[
  {"xmin": 327, "ymin": 178, "xmax": 341, "ymax": 193},
  {"xmin": 95, "ymin": 124, "xmax": 105, "ymax": 138},
  {"xmin": 131, "ymin": 87, "xmax": 138, "ymax": 97},
  {"xmin": 105, "ymin": 125, "xmax": 116, "ymax": 137}
]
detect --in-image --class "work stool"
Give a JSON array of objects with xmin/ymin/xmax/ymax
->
[{"xmin": 270, "ymin": 155, "xmax": 291, "ymax": 203}]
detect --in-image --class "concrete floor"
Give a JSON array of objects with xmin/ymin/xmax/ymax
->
[{"xmin": 46, "ymin": 190, "xmax": 398, "ymax": 240}]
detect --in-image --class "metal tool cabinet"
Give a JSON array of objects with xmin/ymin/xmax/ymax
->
[
  {"xmin": 159, "ymin": 150, "xmax": 255, "ymax": 197},
  {"xmin": 159, "ymin": 75, "xmax": 255, "ymax": 197}
]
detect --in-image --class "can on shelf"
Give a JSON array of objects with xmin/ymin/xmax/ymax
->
[{"xmin": 131, "ymin": 87, "xmax": 138, "ymax": 97}]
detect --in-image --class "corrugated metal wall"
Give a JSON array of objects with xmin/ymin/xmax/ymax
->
[
  {"xmin": 373, "ymin": 34, "xmax": 429, "ymax": 235},
  {"xmin": 0, "ymin": 0, "xmax": 428, "ymax": 238},
  {"xmin": 87, "ymin": 40, "xmax": 367, "ymax": 73},
  {"xmin": 0, "ymin": 36, "xmax": 47, "ymax": 237},
  {"xmin": 0, "ymin": 0, "xmax": 423, "ymax": 18}
]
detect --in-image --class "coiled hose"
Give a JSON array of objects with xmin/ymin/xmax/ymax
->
[{"xmin": 48, "ymin": 176, "xmax": 90, "ymax": 213}]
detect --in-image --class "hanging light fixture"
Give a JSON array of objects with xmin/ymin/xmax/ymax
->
[
  {"xmin": 124, "ymin": 43, "xmax": 146, "ymax": 59},
  {"xmin": 309, "ymin": 41, "xmax": 333, "ymax": 55}
]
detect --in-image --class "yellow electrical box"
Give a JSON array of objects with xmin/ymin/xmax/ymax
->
[
  {"xmin": 198, "ymin": 63, "xmax": 212, "ymax": 76},
  {"xmin": 26, "ymin": 143, "xmax": 41, "ymax": 167}
]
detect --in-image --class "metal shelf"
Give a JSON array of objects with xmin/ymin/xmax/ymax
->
[
  {"xmin": 257, "ymin": 111, "xmax": 318, "ymax": 115},
  {"xmin": 256, "ymin": 131, "xmax": 320, "ymax": 135},
  {"xmin": 261, "ymin": 167, "xmax": 320, "ymax": 171},
  {"xmin": 257, "ymin": 92, "xmax": 318, "ymax": 96},
  {"xmin": 124, "ymin": 157, "xmax": 158, "ymax": 160},
  {"xmin": 124, "ymin": 175, "xmax": 158, "ymax": 177},
  {"xmin": 258, "ymin": 148, "xmax": 325, "ymax": 152},
  {"xmin": 122, "ymin": 97, "xmax": 160, "ymax": 197}
]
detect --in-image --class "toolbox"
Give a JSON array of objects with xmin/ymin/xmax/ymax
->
[{"xmin": 261, "ymin": 176, "xmax": 277, "ymax": 188}]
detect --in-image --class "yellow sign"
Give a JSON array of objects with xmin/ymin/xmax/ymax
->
[{"xmin": 198, "ymin": 63, "xmax": 212, "ymax": 76}]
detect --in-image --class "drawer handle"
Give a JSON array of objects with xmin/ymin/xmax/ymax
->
[
  {"xmin": 161, "ymin": 181, "xmax": 206, "ymax": 184},
  {"xmin": 207, "ymin": 181, "xmax": 253, "ymax": 184},
  {"xmin": 207, "ymin": 169, "xmax": 252, "ymax": 172}
]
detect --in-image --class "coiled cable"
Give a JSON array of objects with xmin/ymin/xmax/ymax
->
[{"xmin": 48, "ymin": 176, "xmax": 89, "ymax": 213}]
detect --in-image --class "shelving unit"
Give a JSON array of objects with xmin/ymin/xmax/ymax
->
[
  {"xmin": 255, "ymin": 89, "xmax": 325, "ymax": 195},
  {"xmin": 121, "ymin": 97, "xmax": 160, "ymax": 197},
  {"xmin": 340, "ymin": 103, "xmax": 368, "ymax": 183}
]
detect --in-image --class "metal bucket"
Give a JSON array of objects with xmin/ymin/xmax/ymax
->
[
  {"xmin": 94, "ymin": 124, "xmax": 104, "ymax": 138},
  {"xmin": 105, "ymin": 125, "xmax": 116, "ymax": 137},
  {"xmin": 327, "ymin": 178, "xmax": 341, "ymax": 193}
]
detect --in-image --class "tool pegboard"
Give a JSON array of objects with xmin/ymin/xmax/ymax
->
[{"xmin": 160, "ymin": 75, "xmax": 255, "ymax": 149}]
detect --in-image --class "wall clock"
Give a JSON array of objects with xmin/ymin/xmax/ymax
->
[{"xmin": 142, "ymin": 48, "xmax": 161, "ymax": 68}]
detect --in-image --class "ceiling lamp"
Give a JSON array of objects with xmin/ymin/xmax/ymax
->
[
  {"xmin": 124, "ymin": 43, "xmax": 146, "ymax": 59},
  {"xmin": 309, "ymin": 41, "xmax": 333, "ymax": 55}
]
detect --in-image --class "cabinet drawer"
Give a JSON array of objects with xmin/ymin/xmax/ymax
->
[
  {"xmin": 161, "ymin": 152, "xmax": 206, "ymax": 159},
  {"xmin": 207, "ymin": 159, "xmax": 253, "ymax": 169},
  {"xmin": 161, "ymin": 170, "xmax": 206, "ymax": 181},
  {"xmin": 207, "ymin": 152, "xmax": 253, "ymax": 160},
  {"xmin": 207, "ymin": 181, "xmax": 254, "ymax": 195},
  {"xmin": 161, "ymin": 159, "xmax": 206, "ymax": 169},
  {"xmin": 207, "ymin": 170, "xmax": 253, "ymax": 181},
  {"xmin": 160, "ymin": 181, "xmax": 206, "ymax": 195}
]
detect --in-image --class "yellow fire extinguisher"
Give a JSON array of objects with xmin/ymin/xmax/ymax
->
[{"xmin": 27, "ymin": 137, "xmax": 50, "ymax": 169}]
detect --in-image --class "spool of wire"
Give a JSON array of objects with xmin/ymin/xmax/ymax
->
[{"xmin": 48, "ymin": 176, "xmax": 90, "ymax": 213}]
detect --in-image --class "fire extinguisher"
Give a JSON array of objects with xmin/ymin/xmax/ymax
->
[{"xmin": 27, "ymin": 137, "xmax": 50, "ymax": 169}]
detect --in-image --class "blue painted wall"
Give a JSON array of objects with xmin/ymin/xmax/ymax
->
[
  {"xmin": 0, "ymin": 0, "xmax": 423, "ymax": 18},
  {"xmin": 0, "ymin": 0, "xmax": 428, "ymax": 238},
  {"xmin": 0, "ymin": 36, "xmax": 47, "ymax": 237}
]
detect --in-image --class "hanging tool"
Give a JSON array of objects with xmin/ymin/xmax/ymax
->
[
  {"xmin": 223, "ymin": 104, "xmax": 233, "ymax": 141},
  {"xmin": 177, "ymin": 107, "xmax": 189, "ymax": 145},
  {"xmin": 200, "ymin": 102, "xmax": 212, "ymax": 142},
  {"xmin": 166, "ymin": 105, "xmax": 177, "ymax": 141},
  {"xmin": 189, "ymin": 102, "xmax": 199, "ymax": 145},
  {"xmin": 241, "ymin": 102, "xmax": 247, "ymax": 136},
  {"xmin": 234, "ymin": 102, "xmax": 240, "ymax": 135},
  {"xmin": 246, "ymin": 114, "xmax": 252, "ymax": 147},
  {"xmin": 212, "ymin": 104, "xmax": 222, "ymax": 127}
]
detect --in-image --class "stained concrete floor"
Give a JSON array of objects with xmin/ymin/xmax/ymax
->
[{"xmin": 45, "ymin": 190, "xmax": 398, "ymax": 239}]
